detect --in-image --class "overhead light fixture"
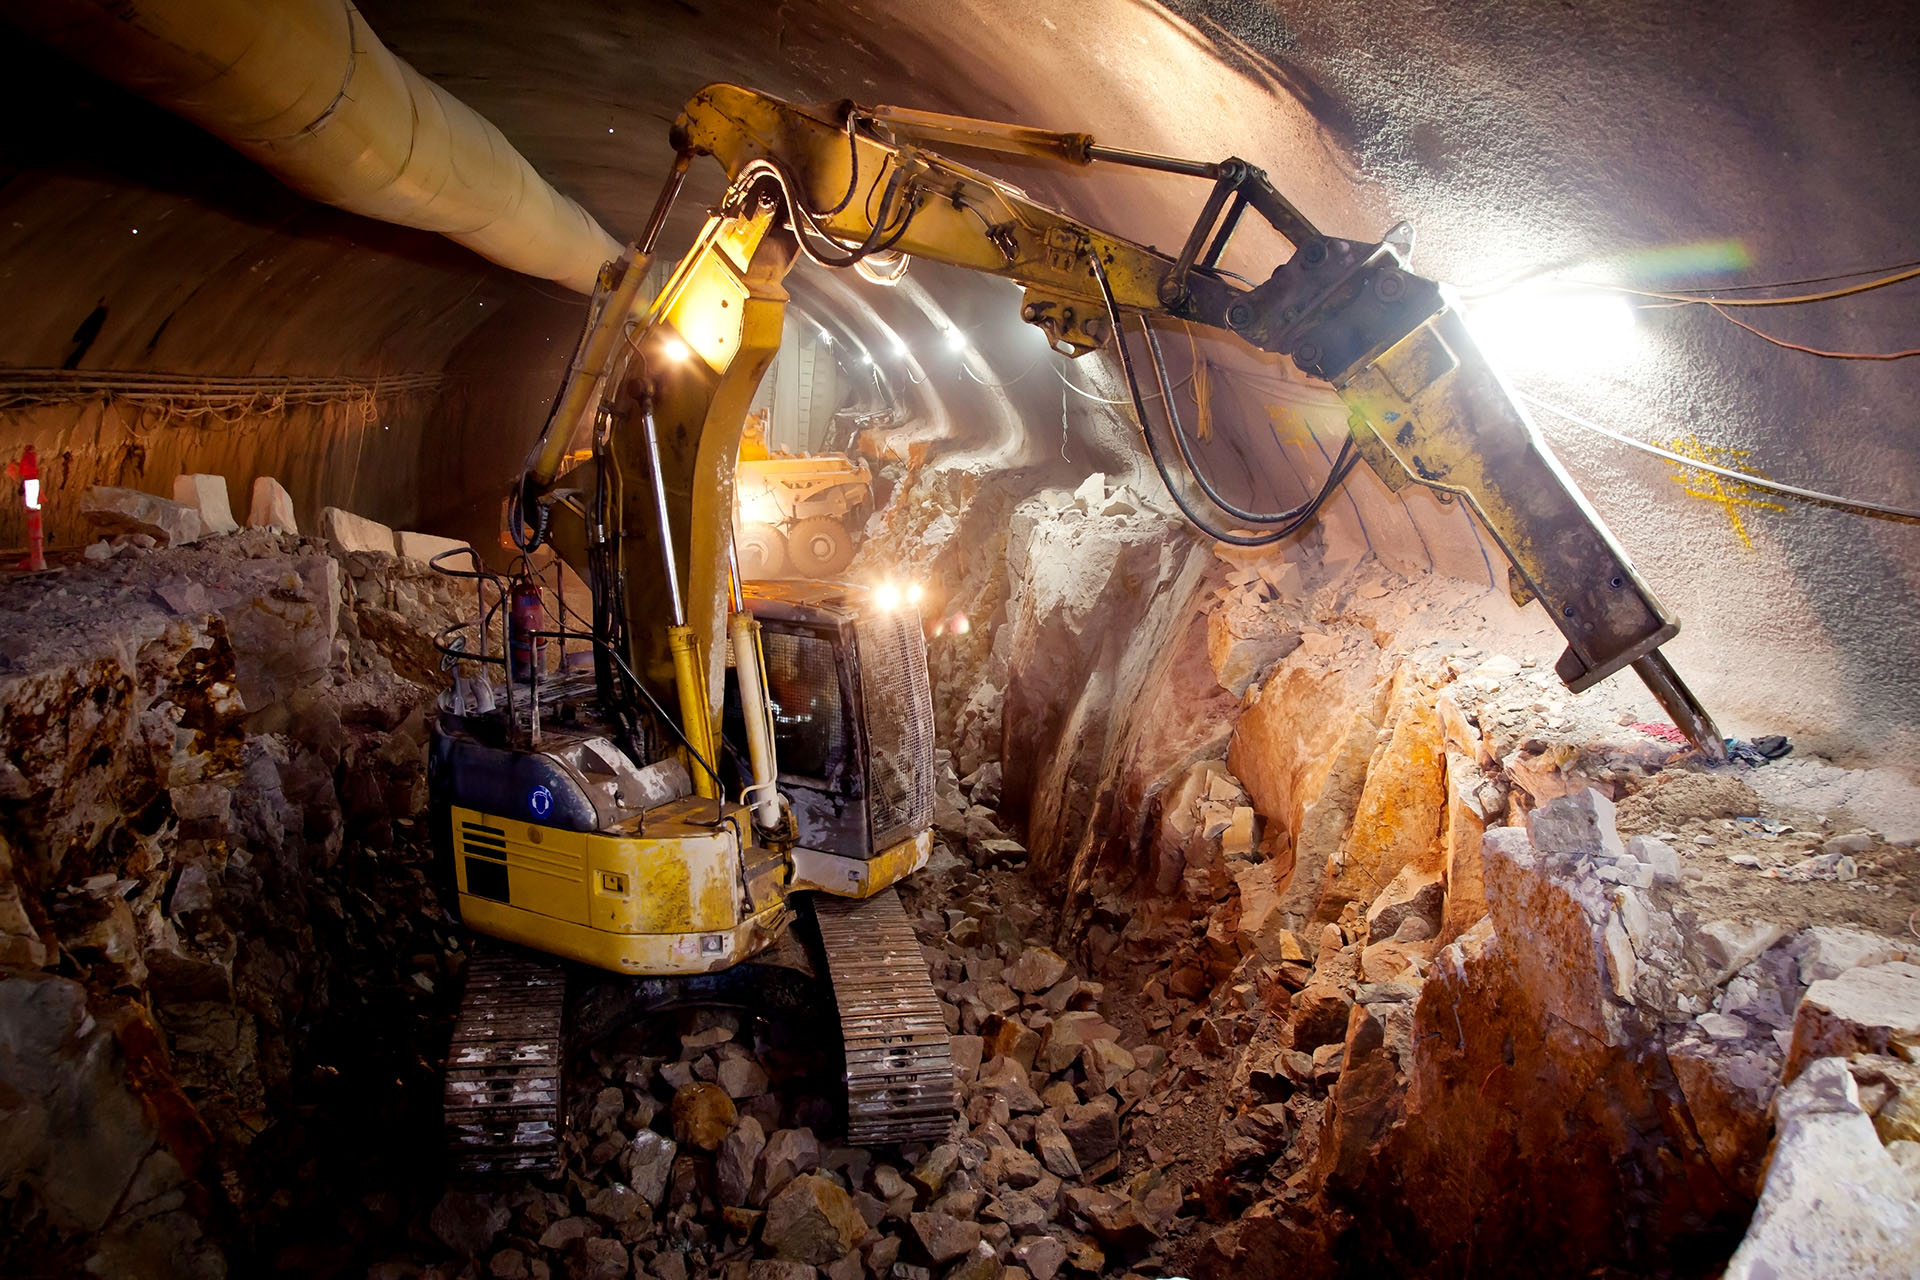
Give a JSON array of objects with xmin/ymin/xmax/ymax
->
[
  {"xmin": 1463, "ymin": 285, "xmax": 1638, "ymax": 371},
  {"xmin": 660, "ymin": 337, "xmax": 692, "ymax": 362}
]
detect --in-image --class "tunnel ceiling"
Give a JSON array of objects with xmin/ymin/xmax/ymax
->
[{"xmin": 3, "ymin": 0, "xmax": 1918, "ymax": 765}]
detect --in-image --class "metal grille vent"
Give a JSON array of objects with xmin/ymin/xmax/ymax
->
[{"xmin": 856, "ymin": 609, "xmax": 934, "ymax": 848}]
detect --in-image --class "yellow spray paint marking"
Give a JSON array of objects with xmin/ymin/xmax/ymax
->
[{"xmin": 1665, "ymin": 434, "xmax": 1787, "ymax": 549}]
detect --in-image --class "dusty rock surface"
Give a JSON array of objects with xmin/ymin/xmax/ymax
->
[{"xmin": 7, "ymin": 462, "xmax": 1920, "ymax": 1280}]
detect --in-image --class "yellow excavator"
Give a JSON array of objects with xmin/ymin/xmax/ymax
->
[{"xmin": 428, "ymin": 83, "xmax": 1725, "ymax": 1175}]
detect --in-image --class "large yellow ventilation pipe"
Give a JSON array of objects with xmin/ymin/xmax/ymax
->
[{"xmin": 9, "ymin": 0, "xmax": 619, "ymax": 293}]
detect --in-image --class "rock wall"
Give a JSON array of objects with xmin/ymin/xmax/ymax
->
[
  {"xmin": 893, "ymin": 461, "xmax": 1920, "ymax": 1276},
  {"xmin": 0, "ymin": 530, "xmax": 468, "ymax": 1276}
]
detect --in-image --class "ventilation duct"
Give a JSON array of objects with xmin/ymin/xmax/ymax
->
[{"xmin": 9, "ymin": 0, "xmax": 619, "ymax": 293}]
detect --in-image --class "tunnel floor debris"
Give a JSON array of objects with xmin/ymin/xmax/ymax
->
[{"xmin": 3, "ymin": 478, "xmax": 1919, "ymax": 1279}]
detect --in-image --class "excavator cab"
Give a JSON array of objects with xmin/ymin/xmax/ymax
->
[{"xmin": 722, "ymin": 581, "xmax": 936, "ymax": 899}]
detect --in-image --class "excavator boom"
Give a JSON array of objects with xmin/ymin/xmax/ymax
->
[{"xmin": 647, "ymin": 84, "xmax": 1725, "ymax": 755}]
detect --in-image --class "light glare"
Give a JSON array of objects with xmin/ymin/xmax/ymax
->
[
  {"xmin": 23, "ymin": 478, "xmax": 39, "ymax": 510},
  {"xmin": 1465, "ymin": 288, "xmax": 1638, "ymax": 370},
  {"xmin": 905, "ymin": 583, "xmax": 925, "ymax": 605},
  {"xmin": 661, "ymin": 337, "xmax": 692, "ymax": 363},
  {"xmin": 874, "ymin": 582, "xmax": 902, "ymax": 610}
]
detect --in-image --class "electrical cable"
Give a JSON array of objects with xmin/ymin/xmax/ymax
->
[
  {"xmin": 1520, "ymin": 393, "xmax": 1920, "ymax": 522},
  {"xmin": 1698, "ymin": 304, "xmax": 1920, "ymax": 361},
  {"xmin": 1090, "ymin": 253, "xmax": 1356, "ymax": 546},
  {"xmin": 1592, "ymin": 263, "xmax": 1920, "ymax": 308}
]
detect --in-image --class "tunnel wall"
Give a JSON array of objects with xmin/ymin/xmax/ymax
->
[{"xmin": 1, "ymin": 0, "xmax": 1915, "ymax": 767}]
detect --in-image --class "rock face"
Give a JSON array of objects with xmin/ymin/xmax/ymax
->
[{"xmin": 0, "ymin": 528, "xmax": 467, "ymax": 1277}]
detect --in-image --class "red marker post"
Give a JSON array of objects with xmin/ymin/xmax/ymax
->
[{"xmin": 19, "ymin": 446, "xmax": 45, "ymax": 571}]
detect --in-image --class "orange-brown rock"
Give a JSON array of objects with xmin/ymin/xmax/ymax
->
[
  {"xmin": 1439, "ymin": 752, "xmax": 1489, "ymax": 946},
  {"xmin": 1227, "ymin": 635, "xmax": 1389, "ymax": 935},
  {"xmin": 1314, "ymin": 668, "xmax": 1446, "ymax": 925}
]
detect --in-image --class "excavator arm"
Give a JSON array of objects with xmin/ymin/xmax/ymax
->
[{"xmin": 520, "ymin": 83, "xmax": 1724, "ymax": 766}]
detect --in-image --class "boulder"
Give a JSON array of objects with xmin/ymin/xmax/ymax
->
[
  {"xmin": 1481, "ymin": 825, "xmax": 1628, "ymax": 1045},
  {"xmin": 430, "ymin": 1188, "xmax": 509, "ymax": 1257},
  {"xmin": 1785, "ymin": 961, "xmax": 1920, "ymax": 1083},
  {"xmin": 753, "ymin": 1127, "xmax": 822, "ymax": 1205},
  {"xmin": 1006, "ymin": 947, "xmax": 1070, "ymax": 994},
  {"xmin": 1060, "ymin": 1097, "xmax": 1120, "ymax": 1168},
  {"xmin": 1231, "ymin": 860, "xmax": 1290, "ymax": 963},
  {"xmin": 747, "ymin": 1263, "xmax": 817, "ymax": 1280},
  {"xmin": 565, "ymin": 1236, "xmax": 630, "ymax": 1280},
  {"xmin": 1723, "ymin": 1057, "xmax": 1920, "ymax": 1279},
  {"xmin": 764, "ymin": 1174, "xmax": 867, "ymax": 1266},
  {"xmin": 1365, "ymin": 864, "xmax": 1444, "ymax": 942},
  {"xmin": 1700, "ymin": 919, "xmax": 1790, "ymax": 987},
  {"xmin": 1526, "ymin": 788, "xmax": 1626, "ymax": 862},
  {"xmin": 320, "ymin": 506, "xmax": 396, "ymax": 555},
  {"xmin": 975, "ymin": 1055, "xmax": 1043, "ymax": 1113},
  {"xmin": 909, "ymin": 1210, "xmax": 981, "ymax": 1263},
  {"xmin": 671, "ymin": 1082, "xmax": 737, "ymax": 1150},
  {"xmin": 81, "ymin": 485, "xmax": 205, "ymax": 546},
  {"xmin": 1439, "ymin": 756, "xmax": 1490, "ymax": 944},
  {"xmin": 718, "ymin": 1116, "xmax": 767, "ymax": 1206},
  {"xmin": 1036, "ymin": 1011, "xmax": 1121, "ymax": 1074},
  {"xmin": 908, "ymin": 1143, "xmax": 960, "ymax": 1199},
  {"xmin": 1288, "ymin": 983, "xmax": 1354, "ymax": 1050},
  {"xmin": 247, "ymin": 476, "xmax": 299, "ymax": 534},
  {"xmin": 621, "ymin": 1130, "xmax": 676, "ymax": 1206},
  {"xmin": 171, "ymin": 474, "xmax": 238, "ymax": 534},
  {"xmin": 982, "ymin": 1017, "xmax": 1039, "ymax": 1072},
  {"xmin": 948, "ymin": 1034, "xmax": 984, "ymax": 1082},
  {"xmin": 1795, "ymin": 926, "xmax": 1905, "ymax": 985},
  {"xmin": 395, "ymin": 530, "xmax": 471, "ymax": 567},
  {"xmin": 1226, "ymin": 636, "xmax": 1390, "ymax": 934},
  {"xmin": 718, "ymin": 1054, "xmax": 770, "ymax": 1099},
  {"xmin": 1011, "ymin": 1235, "xmax": 1067, "ymax": 1280}
]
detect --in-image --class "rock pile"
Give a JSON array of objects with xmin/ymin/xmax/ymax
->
[{"xmin": 0, "ymin": 521, "xmax": 476, "ymax": 1276}]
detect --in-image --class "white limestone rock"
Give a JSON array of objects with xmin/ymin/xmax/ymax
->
[
  {"xmin": 247, "ymin": 476, "xmax": 298, "ymax": 534},
  {"xmin": 1795, "ymin": 925, "xmax": 1905, "ymax": 985},
  {"xmin": 170, "ymin": 474, "xmax": 238, "ymax": 535},
  {"xmin": 80, "ymin": 485, "xmax": 205, "ymax": 547},
  {"xmin": 1700, "ymin": 919, "xmax": 1790, "ymax": 987},
  {"xmin": 1786, "ymin": 961, "xmax": 1920, "ymax": 1083},
  {"xmin": 320, "ymin": 506, "xmax": 395, "ymax": 555},
  {"xmin": 395, "ymin": 530, "xmax": 470, "ymax": 567},
  {"xmin": 1723, "ymin": 1056, "xmax": 1920, "ymax": 1280}
]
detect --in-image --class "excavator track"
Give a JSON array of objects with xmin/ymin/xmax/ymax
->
[
  {"xmin": 813, "ymin": 888, "xmax": 959, "ymax": 1145},
  {"xmin": 443, "ymin": 943, "xmax": 567, "ymax": 1177}
]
